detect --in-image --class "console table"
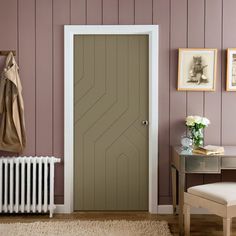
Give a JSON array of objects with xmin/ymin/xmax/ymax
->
[{"xmin": 171, "ymin": 146, "xmax": 236, "ymax": 235}]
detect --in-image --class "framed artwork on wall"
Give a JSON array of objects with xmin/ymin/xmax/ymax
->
[
  {"xmin": 178, "ymin": 48, "xmax": 217, "ymax": 91},
  {"xmin": 227, "ymin": 48, "xmax": 236, "ymax": 91}
]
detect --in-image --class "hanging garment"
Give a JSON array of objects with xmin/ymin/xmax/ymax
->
[{"xmin": 0, "ymin": 52, "xmax": 26, "ymax": 153}]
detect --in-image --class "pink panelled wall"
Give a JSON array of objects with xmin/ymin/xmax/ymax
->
[{"xmin": 0, "ymin": 0, "xmax": 235, "ymax": 205}]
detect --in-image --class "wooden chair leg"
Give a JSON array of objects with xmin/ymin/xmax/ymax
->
[
  {"xmin": 223, "ymin": 218, "xmax": 231, "ymax": 236},
  {"xmin": 184, "ymin": 204, "xmax": 190, "ymax": 236}
]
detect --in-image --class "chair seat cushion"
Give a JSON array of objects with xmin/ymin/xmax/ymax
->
[{"xmin": 188, "ymin": 182, "xmax": 236, "ymax": 205}]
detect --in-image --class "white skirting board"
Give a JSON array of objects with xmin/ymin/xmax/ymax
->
[
  {"xmin": 55, "ymin": 204, "xmax": 210, "ymax": 214},
  {"xmin": 54, "ymin": 204, "xmax": 67, "ymax": 213}
]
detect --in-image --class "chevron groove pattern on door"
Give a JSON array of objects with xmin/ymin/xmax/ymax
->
[{"xmin": 74, "ymin": 35, "xmax": 148, "ymax": 210}]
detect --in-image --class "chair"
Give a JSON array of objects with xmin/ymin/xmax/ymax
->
[{"xmin": 184, "ymin": 182, "xmax": 236, "ymax": 236}]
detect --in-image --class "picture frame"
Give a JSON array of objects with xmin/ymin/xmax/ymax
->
[
  {"xmin": 178, "ymin": 48, "xmax": 217, "ymax": 91},
  {"xmin": 226, "ymin": 48, "xmax": 236, "ymax": 91}
]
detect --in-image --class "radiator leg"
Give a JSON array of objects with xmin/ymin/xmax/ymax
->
[{"xmin": 50, "ymin": 210, "xmax": 53, "ymax": 218}]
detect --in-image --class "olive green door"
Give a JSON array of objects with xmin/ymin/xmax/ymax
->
[{"xmin": 74, "ymin": 35, "xmax": 149, "ymax": 211}]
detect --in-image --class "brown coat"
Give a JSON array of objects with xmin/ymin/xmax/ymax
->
[{"xmin": 0, "ymin": 52, "xmax": 26, "ymax": 153}]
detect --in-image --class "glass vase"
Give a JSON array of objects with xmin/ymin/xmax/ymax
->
[
  {"xmin": 180, "ymin": 133, "xmax": 193, "ymax": 152},
  {"xmin": 189, "ymin": 127, "xmax": 204, "ymax": 149}
]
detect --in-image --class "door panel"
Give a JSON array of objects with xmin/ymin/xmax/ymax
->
[{"xmin": 74, "ymin": 35, "xmax": 148, "ymax": 210}]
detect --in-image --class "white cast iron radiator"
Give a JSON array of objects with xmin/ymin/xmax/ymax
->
[{"xmin": 0, "ymin": 156, "xmax": 60, "ymax": 217}]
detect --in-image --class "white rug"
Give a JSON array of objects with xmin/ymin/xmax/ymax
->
[{"xmin": 0, "ymin": 220, "xmax": 172, "ymax": 236}]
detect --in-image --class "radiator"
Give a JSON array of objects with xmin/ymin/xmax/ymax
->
[{"xmin": 0, "ymin": 156, "xmax": 60, "ymax": 217}]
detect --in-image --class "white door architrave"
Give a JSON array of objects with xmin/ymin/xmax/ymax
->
[{"xmin": 64, "ymin": 25, "xmax": 159, "ymax": 213}]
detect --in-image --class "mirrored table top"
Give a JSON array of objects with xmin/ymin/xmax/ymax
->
[{"xmin": 173, "ymin": 146, "xmax": 236, "ymax": 157}]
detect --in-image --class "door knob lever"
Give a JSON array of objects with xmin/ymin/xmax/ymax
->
[{"xmin": 142, "ymin": 120, "xmax": 149, "ymax": 126}]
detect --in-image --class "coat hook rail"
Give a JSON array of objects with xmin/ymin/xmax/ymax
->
[{"xmin": 0, "ymin": 50, "xmax": 16, "ymax": 56}]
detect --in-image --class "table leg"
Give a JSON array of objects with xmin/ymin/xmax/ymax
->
[
  {"xmin": 171, "ymin": 166, "xmax": 177, "ymax": 215},
  {"xmin": 178, "ymin": 171, "xmax": 185, "ymax": 236}
]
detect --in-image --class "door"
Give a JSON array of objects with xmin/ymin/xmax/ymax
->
[{"xmin": 74, "ymin": 35, "xmax": 149, "ymax": 211}]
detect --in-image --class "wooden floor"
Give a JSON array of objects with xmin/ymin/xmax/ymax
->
[{"xmin": 0, "ymin": 212, "xmax": 236, "ymax": 235}]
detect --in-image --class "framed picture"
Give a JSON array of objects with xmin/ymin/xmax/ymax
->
[
  {"xmin": 227, "ymin": 48, "xmax": 236, "ymax": 91},
  {"xmin": 178, "ymin": 48, "xmax": 217, "ymax": 91}
]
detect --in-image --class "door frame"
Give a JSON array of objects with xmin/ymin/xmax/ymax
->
[{"xmin": 64, "ymin": 25, "xmax": 159, "ymax": 213}]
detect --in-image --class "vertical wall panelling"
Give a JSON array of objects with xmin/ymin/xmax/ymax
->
[
  {"xmin": 169, "ymin": 0, "xmax": 188, "ymax": 198},
  {"xmin": 185, "ymin": 0, "xmax": 205, "ymax": 189},
  {"xmin": 53, "ymin": 0, "xmax": 70, "ymax": 203},
  {"xmin": 221, "ymin": 0, "xmax": 236, "ymax": 182},
  {"xmin": 36, "ymin": 0, "xmax": 53, "ymax": 155},
  {"xmin": 0, "ymin": 0, "xmax": 17, "ymax": 48},
  {"xmin": 119, "ymin": 0, "xmax": 135, "ymax": 25},
  {"xmin": 103, "ymin": 0, "xmax": 119, "ymax": 24},
  {"xmin": 204, "ymin": 0, "xmax": 222, "ymax": 146},
  {"xmin": 169, "ymin": 0, "xmax": 187, "ymax": 153},
  {"xmin": 153, "ymin": 0, "xmax": 171, "ymax": 204},
  {"xmin": 71, "ymin": 0, "xmax": 86, "ymax": 24},
  {"xmin": 134, "ymin": 0, "xmax": 153, "ymax": 24},
  {"xmin": 18, "ymin": 0, "xmax": 36, "ymax": 156},
  {"xmin": 203, "ymin": 0, "xmax": 222, "ymax": 184},
  {"xmin": 87, "ymin": 0, "xmax": 102, "ymax": 24}
]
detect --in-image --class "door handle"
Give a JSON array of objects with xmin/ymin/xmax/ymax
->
[{"xmin": 142, "ymin": 120, "xmax": 149, "ymax": 126}]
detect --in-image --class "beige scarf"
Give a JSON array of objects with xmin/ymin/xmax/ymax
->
[{"xmin": 0, "ymin": 52, "xmax": 26, "ymax": 153}]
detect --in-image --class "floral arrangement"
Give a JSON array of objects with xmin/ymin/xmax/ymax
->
[{"xmin": 185, "ymin": 116, "xmax": 210, "ymax": 148}]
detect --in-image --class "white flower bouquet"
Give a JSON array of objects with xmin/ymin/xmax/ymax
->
[{"xmin": 185, "ymin": 116, "xmax": 210, "ymax": 148}]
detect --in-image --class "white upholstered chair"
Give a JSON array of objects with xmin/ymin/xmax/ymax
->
[{"xmin": 184, "ymin": 182, "xmax": 236, "ymax": 236}]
